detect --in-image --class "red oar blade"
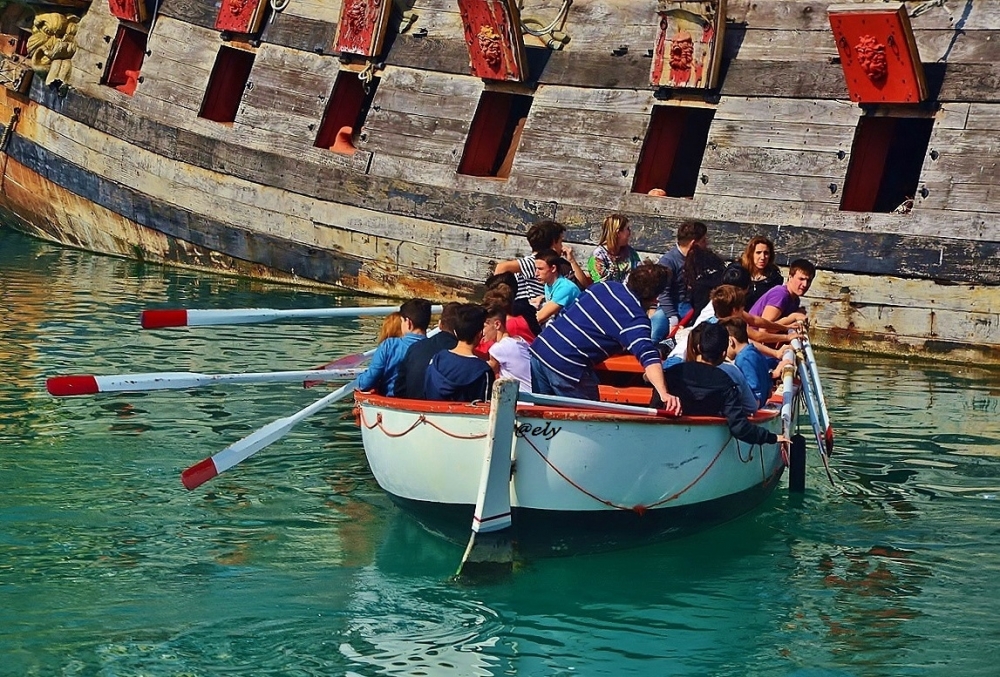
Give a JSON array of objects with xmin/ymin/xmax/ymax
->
[
  {"xmin": 47, "ymin": 375, "xmax": 99, "ymax": 396},
  {"xmin": 181, "ymin": 458, "xmax": 219, "ymax": 490},
  {"xmin": 825, "ymin": 426, "xmax": 835, "ymax": 457},
  {"xmin": 142, "ymin": 309, "xmax": 188, "ymax": 329}
]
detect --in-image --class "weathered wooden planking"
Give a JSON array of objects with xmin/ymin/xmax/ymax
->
[
  {"xmin": 966, "ymin": 103, "xmax": 1000, "ymax": 129},
  {"xmin": 27, "ymin": 104, "xmax": 524, "ymax": 266},
  {"xmin": 281, "ymin": 0, "xmax": 341, "ymax": 23},
  {"xmin": 158, "ymin": 0, "xmax": 219, "ymax": 30},
  {"xmin": 527, "ymin": 106, "xmax": 650, "ymax": 140},
  {"xmin": 699, "ymin": 168, "xmax": 842, "ymax": 204},
  {"xmin": 918, "ymin": 180, "xmax": 1000, "ymax": 213},
  {"xmin": 19, "ymin": 78, "xmax": 1000, "ymax": 280},
  {"xmin": 261, "ymin": 12, "xmax": 338, "ymax": 54},
  {"xmin": 709, "ymin": 119, "xmax": 854, "ymax": 154},
  {"xmin": 726, "ymin": 0, "xmax": 1000, "ymax": 33},
  {"xmin": 533, "ymin": 84, "xmax": 655, "ymax": 113},
  {"xmin": 372, "ymin": 84, "xmax": 481, "ymax": 121},
  {"xmin": 363, "ymin": 108, "xmax": 471, "ymax": 145},
  {"xmin": 714, "ymin": 96, "xmax": 860, "ymax": 126},
  {"xmin": 701, "ymin": 144, "xmax": 849, "ymax": 179}
]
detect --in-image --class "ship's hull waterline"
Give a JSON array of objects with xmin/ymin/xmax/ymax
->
[{"xmin": 0, "ymin": 0, "xmax": 997, "ymax": 363}]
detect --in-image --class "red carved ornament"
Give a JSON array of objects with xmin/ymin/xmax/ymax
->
[{"xmin": 854, "ymin": 34, "xmax": 888, "ymax": 84}]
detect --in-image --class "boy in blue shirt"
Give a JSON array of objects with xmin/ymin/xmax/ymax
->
[
  {"xmin": 720, "ymin": 317, "xmax": 773, "ymax": 409},
  {"xmin": 356, "ymin": 298, "xmax": 432, "ymax": 396},
  {"xmin": 425, "ymin": 304, "xmax": 495, "ymax": 402},
  {"xmin": 534, "ymin": 248, "xmax": 581, "ymax": 324}
]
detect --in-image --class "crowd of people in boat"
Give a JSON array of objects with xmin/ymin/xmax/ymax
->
[{"xmin": 355, "ymin": 217, "xmax": 815, "ymax": 446}]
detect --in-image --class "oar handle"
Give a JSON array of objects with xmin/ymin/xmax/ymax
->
[{"xmin": 519, "ymin": 392, "xmax": 675, "ymax": 418}]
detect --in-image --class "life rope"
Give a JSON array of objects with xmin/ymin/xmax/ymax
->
[
  {"xmin": 269, "ymin": 0, "xmax": 290, "ymax": 13},
  {"xmin": 519, "ymin": 0, "xmax": 571, "ymax": 37},
  {"xmin": 358, "ymin": 409, "xmax": 487, "ymax": 440},
  {"xmin": 519, "ymin": 432, "xmax": 731, "ymax": 515}
]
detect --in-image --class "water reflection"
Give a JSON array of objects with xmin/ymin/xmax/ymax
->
[{"xmin": 3, "ymin": 229, "xmax": 1000, "ymax": 675}]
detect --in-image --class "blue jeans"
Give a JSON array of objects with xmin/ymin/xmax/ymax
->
[
  {"xmin": 650, "ymin": 302, "xmax": 693, "ymax": 343},
  {"xmin": 530, "ymin": 355, "xmax": 601, "ymax": 400}
]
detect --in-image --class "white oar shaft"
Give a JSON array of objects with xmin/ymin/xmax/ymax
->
[
  {"xmin": 181, "ymin": 379, "xmax": 358, "ymax": 489},
  {"xmin": 801, "ymin": 334, "xmax": 831, "ymax": 430},
  {"xmin": 47, "ymin": 368, "xmax": 361, "ymax": 396},
  {"xmin": 519, "ymin": 391, "xmax": 671, "ymax": 417},
  {"xmin": 142, "ymin": 305, "xmax": 444, "ymax": 328}
]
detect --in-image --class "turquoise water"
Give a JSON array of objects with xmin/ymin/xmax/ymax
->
[{"xmin": 2, "ymin": 227, "xmax": 999, "ymax": 676}]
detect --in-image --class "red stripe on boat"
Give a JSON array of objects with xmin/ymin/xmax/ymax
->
[
  {"xmin": 141, "ymin": 309, "xmax": 188, "ymax": 329},
  {"xmin": 46, "ymin": 375, "xmax": 99, "ymax": 396},
  {"xmin": 181, "ymin": 458, "xmax": 219, "ymax": 490}
]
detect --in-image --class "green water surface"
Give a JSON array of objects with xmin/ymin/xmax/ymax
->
[{"xmin": 1, "ymin": 228, "xmax": 999, "ymax": 676}]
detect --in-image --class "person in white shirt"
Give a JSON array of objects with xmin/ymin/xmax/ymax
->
[{"xmin": 482, "ymin": 303, "xmax": 532, "ymax": 391}]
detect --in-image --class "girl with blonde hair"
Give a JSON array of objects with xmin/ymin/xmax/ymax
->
[{"xmin": 587, "ymin": 213, "xmax": 641, "ymax": 283}]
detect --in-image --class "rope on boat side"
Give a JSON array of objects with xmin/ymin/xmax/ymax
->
[
  {"xmin": 519, "ymin": 433, "xmax": 732, "ymax": 515},
  {"xmin": 358, "ymin": 409, "xmax": 488, "ymax": 440}
]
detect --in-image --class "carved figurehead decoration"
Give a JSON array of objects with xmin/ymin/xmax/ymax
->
[
  {"xmin": 333, "ymin": 0, "xmax": 393, "ymax": 58},
  {"xmin": 213, "ymin": 0, "xmax": 266, "ymax": 34},
  {"xmin": 26, "ymin": 13, "xmax": 80, "ymax": 88},
  {"xmin": 457, "ymin": 0, "xmax": 528, "ymax": 81},
  {"xmin": 828, "ymin": 3, "xmax": 927, "ymax": 104},
  {"xmin": 650, "ymin": 1, "xmax": 726, "ymax": 89}
]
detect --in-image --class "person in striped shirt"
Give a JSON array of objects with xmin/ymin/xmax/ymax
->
[
  {"xmin": 529, "ymin": 262, "xmax": 682, "ymax": 415},
  {"xmin": 493, "ymin": 220, "xmax": 589, "ymax": 302}
]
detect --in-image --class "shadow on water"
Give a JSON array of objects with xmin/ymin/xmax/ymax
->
[{"xmin": 4, "ymin": 230, "xmax": 1000, "ymax": 676}]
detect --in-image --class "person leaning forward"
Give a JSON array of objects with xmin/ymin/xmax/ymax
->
[
  {"xmin": 654, "ymin": 323, "xmax": 790, "ymax": 447},
  {"xmin": 529, "ymin": 262, "xmax": 682, "ymax": 415}
]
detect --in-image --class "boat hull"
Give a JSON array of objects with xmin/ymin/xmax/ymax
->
[{"xmin": 356, "ymin": 394, "xmax": 786, "ymax": 554}]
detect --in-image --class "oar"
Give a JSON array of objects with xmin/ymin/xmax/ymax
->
[
  {"xmin": 801, "ymin": 333, "xmax": 834, "ymax": 456},
  {"xmin": 455, "ymin": 378, "xmax": 519, "ymax": 583},
  {"xmin": 47, "ymin": 367, "xmax": 363, "ymax": 396},
  {"xmin": 180, "ymin": 379, "xmax": 358, "ymax": 490},
  {"xmin": 518, "ymin": 391, "xmax": 677, "ymax": 418},
  {"xmin": 141, "ymin": 305, "xmax": 443, "ymax": 328}
]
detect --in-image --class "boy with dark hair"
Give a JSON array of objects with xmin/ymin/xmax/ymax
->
[
  {"xmin": 656, "ymin": 324, "xmax": 790, "ymax": 446},
  {"xmin": 396, "ymin": 302, "xmax": 462, "ymax": 399},
  {"xmin": 493, "ymin": 220, "xmax": 588, "ymax": 301},
  {"xmin": 425, "ymin": 304, "xmax": 495, "ymax": 402},
  {"xmin": 719, "ymin": 316, "xmax": 772, "ymax": 411},
  {"xmin": 651, "ymin": 220, "xmax": 709, "ymax": 341},
  {"xmin": 356, "ymin": 298, "xmax": 432, "ymax": 396},
  {"xmin": 749, "ymin": 258, "xmax": 815, "ymax": 325},
  {"xmin": 483, "ymin": 302, "xmax": 532, "ymax": 391},
  {"xmin": 535, "ymin": 248, "xmax": 581, "ymax": 324}
]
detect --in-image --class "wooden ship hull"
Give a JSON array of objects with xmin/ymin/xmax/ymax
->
[{"xmin": 0, "ymin": 0, "xmax": 997, "ymax": 363}]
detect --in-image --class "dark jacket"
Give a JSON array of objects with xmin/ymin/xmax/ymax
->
[
  {"xmin": 654, "ymin": 361, "xmax": 778, "ymax": 446},
  {"xmin": 424, "ymin": 351, "xmax": 495, "ymax": 402},
  {"xmin": 396, "ymin": 331, "xmax": 459, "ymax": 399}
]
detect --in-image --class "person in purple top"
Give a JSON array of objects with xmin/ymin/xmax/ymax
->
[
  {"xmin": 529, "ymin": 262, "xmax": 682, "ymax": 415},
  {"xmin": 356, "ymin": 298, "xmax": 432, "ymax": 396},
  {"xmin": 749, "ymin": 258, "xmax": 815, "ymax": 326}
]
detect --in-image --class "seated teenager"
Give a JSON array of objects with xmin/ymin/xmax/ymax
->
[
  {"xmin": 483, "ymin": 302, "xmax": 532, "ymax": 391},
  {"xmin": 530, "ymin": 262, "xmax": 682, "ymax": 414},
  {"xmin": 749, "ymin": 258, "xmax": 814, "ymax": 326},
  {"xmin": 425, "ymin": 304, "xmax": 496, "ymax": 402},
  {"xmin": 654, "ymin": 324, "xmax": 790, "ymax": 446},
  {"xmin": 480, "ymin": 284, "xmax": 535, "ymax": 347},
  {"xmin": 395, "ymin": 302, "xmax": 461, "ymax": 399},
  {"xmin": 719, "ymin": 316, "xmax": 773, "ymax": 411},
  {"xmin": 356, "ymin": 298, "xmax": 432, "ymax": 396},
  {"xmin": 534, "ymin": 248, "xmax": 581, "ymax": 324},
  {"xmin": 493, "ymin": 220, "xmax": 589, "ymax": 302},
  {"xmin": 484, "ymin": 272, "xmax": 540, "ymax": 339}
]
